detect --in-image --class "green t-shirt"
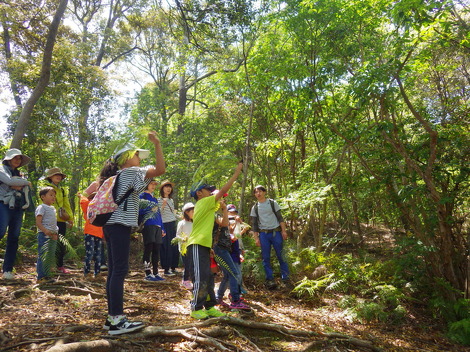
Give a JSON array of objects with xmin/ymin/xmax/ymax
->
[{"xmin": 187, "ymin": 195, "xmax": 220, "ymax": 249}]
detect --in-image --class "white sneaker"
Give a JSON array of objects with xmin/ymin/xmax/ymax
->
[{"xmin": 2, "ymin": 271, "xmax": 15, "ymax": 280}]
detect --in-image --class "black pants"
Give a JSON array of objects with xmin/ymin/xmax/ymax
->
[
  {"xmin": 188, "ymin": 244, "xmax": 216, "ymax": 311},
  {"xmin": 143, "ymin": 242, "xmax": 161, "ymax": 275},
  {"xmin": 104, "ymin": 224, "xmax": 131, "ymax": 316},
  {"xmin": 160, "ymin": 221, "xmax": 179, "ymax": 270}
]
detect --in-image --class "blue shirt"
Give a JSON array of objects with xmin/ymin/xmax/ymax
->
[{"xmin": 139, "ymin": 192, "xmax": 163, "ymax": 227}]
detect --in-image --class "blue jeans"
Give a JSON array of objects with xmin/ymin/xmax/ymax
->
[
  {"xmin": 259, "ymin": 230, "xmax": 289, "ymax": 281},
  {"xmin": 214, "ymin": 246, "xmax": 242, "ymax": 302},
  {"xmin": 84, "ymin": 234, "xmax": 102, "ymax": 275},
  {"xmin": 104, "ymin": 224, "xmax": 131, "ymax": 316},
  {"xmin": 0, "ymin": 203, "xmax": 24, "ymax": 273},
  {"xmin": 37, "ymin": 232, "xmax": 55, "ymax": 280}
]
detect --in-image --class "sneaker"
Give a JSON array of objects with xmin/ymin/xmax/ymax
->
[
  {"xmin": 103, "ymin": 318, "xmax": 111, "ymax": 330},
  {"xmin": 153, "ymin": 274, "xmax": 165, "ymax": 281},
  {"xmin": 181, "ymin": 280, "xmax": 193, "ymax": 289},
  {"xmin": 229, "ymin": 300, "xmax": 251, "ymax": 310},
  {"xmin": 108, "ymin": 318, "xmax": 144, "ymax": 335},
  {"xmin": 265, "ymin": 279, "xmax": 277, "ymax": 290},
  {"xmin": 190, "ymin": 309, "xmax": 209, "ymax": 320},
  {"xmin": 37, "ymin": 277, "xmax": 55, "ymax": 284},
  {"xmin": 216, "ymin": 298, "xmax": 229, "ymax": 308},
  {"xmin": 144, "ymin": 274, "xmax": 160, "ymax": 281},
  {"xmin": 164, "ymin": 270, "xmax": 175, "ymax": 277},
  {"xmin": 57, "ymin": 267, "xmax": 71, "ymax": 274},
  {"xmin": 229, "ymin": 293, "xmax": 245, "ymax": 302},
  {"xmin": 2, "ymin": 271, "xmax": 15, "ymax": 280},
  {"xmin": 205, "ymin": 306, "xmax": 226, "ymax": 317},
  {"xmin": 100, "ymin": 265, "xmax": 108, "ymax": 271}
]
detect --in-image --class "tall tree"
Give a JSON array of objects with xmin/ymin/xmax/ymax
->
[{"xmin": 8, "ymin": 0, "xmax": 68, "ymax": 149}]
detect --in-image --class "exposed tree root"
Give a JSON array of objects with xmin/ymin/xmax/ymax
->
[{"xmin": 3, "ymin": 316, "xmax": 383, "ymax": 352}]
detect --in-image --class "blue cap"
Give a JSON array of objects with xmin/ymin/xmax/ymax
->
[{"xmin": 190, "ymin": 184, "xmax": 216, "ymax": 198}]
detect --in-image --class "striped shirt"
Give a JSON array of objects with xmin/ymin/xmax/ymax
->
[
  {"xmin": 158, "ymin": 197, "xmax": 177, "ymax": 223},
  {"xmin": 106, "ymin": 166, "xmax": 150, "ymax": 227}
]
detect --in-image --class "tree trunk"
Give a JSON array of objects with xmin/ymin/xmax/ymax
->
[{"xmin": 10, "ymin": 0, "xmax": 68, "ymax": 149}]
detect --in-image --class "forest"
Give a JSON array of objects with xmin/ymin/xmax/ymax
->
[{"xmin": 0, "ymin": 0, "xmax": 469, "ymax": 351}]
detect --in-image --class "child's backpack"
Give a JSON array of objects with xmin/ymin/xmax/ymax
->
[{"xmin": 87, "ymin": 173, "xmax": 134, "ymax": 227}]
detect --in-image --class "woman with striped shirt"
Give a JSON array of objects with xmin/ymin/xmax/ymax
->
[
  {"xmin": 100, "ymin": 131, "xmax": 165, "ymax": 335},
  {"xmin": 158, "ymin": 180, "xmax": 179, "ymax": 276}
]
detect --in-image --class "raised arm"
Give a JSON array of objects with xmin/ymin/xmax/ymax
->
[
  {"xmin": 215, "ymin": 162, "xmax": 243, "ymax": 201},
  {"xmin": 145, "ymin": 131, "xmax": 166, "ymax": 178}
]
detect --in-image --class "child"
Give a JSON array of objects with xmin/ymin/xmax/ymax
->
[
  {"xmin": 185, "ymin": 162, "xmax": 243, "ymax": 320},
  {"xmin": 175, "ymin": 202, "xmax": 195, "ymax": 289},
  {"xmin": 213, "ymin": 199, "xmax": 250, "ymax": 310},
  {"xmin": 36, "ymin": 187, "xmax": 59, "ymax": 281},
  {"xmin": 100, "ymin": 131, "xmax": 165, "ymax": 335},
  {"xmin": 139, "ymin": 179, "xmax": 165, "ymax": 281},
  {"xmin": 79, "ymin": 191, "xmax": 103, "ymax": 279},
  {"xmin": 40, "ymin": 168, "xmax": 73, "ymax": 274},
  {"xmin": 216, "ymin": 203, "xmax": 250, "ymax": 307}
]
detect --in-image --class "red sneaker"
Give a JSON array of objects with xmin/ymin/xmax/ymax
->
[{"xmin": 57, "ymin": 267, "xmax": 71, "ymax": 274}]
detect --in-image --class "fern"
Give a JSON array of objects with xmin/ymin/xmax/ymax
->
[
  {"xmin": 40, "ymin": 234, "xmax": 78, "ymax": 275},
  {"xmin": 138, "ymin": 198, "xmax": 161, "ymax": 228},
  {"xmin": 292, "ymin": 274, "xmax": 334, "ymax": 299},
  {"xmin": 214, "ymin": 254, "xmax": 241, "ymax": 285}
]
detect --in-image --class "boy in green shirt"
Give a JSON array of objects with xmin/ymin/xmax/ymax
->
[{"xmin": 187, "ymin": 162, "xmax": 243, "ymax": 319}]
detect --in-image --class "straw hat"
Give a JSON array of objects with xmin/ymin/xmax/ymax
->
[
  {"xmin": 45, "ymin": 167, "xmax": 67, "ymax": 179},
  {"xmin": 159, "ymin": 180, "xmax": 175, "ymax": 190}
]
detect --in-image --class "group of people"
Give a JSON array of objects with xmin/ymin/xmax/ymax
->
[{"xmin": 0, "ymin": 133, "xmax": 291, "ymax": 335}]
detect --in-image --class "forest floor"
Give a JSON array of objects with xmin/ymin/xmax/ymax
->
[{"xmin": 0, "ymin": 236, "xmax": 469, "ymax": 352}]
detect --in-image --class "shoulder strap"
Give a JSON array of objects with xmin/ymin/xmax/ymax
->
[{"xmin": 112, "ymin": 173, "xmax": 134, "ymax": 206}]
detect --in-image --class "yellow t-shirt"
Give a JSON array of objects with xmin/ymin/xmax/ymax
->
[{"xmin": 186, "ymin": 195, "xmax": 220, "ymax": 249}]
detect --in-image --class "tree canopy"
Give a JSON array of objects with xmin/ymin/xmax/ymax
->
[{"xmin": 0, "ymin": 0, "xmax": 469, "ymax": 347}]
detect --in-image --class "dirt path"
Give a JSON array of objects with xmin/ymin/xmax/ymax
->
[{"xmin": 0, "ymin": 256, "xmax": 468, "ymax": 351}]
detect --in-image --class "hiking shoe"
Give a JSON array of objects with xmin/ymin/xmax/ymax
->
[
  {"xmin": 144, "ymin": 274, "xmax": 160, "ymax": 281},
  {"xmin": 164, "ymin": 270, "xmax": 175, "ymax": 277},
  {"xmin": 216, "ymin": 298, "xmax": 230, "ymax": 308},
  {"xmin": 103, "ymin": 318, "xmax": 111, "ymax": 330},
  {"xmin": 181, "ymin": 280, "xmax": 193, "ymax": 289},
  {"xmin": 265, "ymin": 279, "xmax": 277, "ymax": 290},
  {"xmin": 229, "ymin": 300, "xmax": 251, "ymax": 310},
  {"xmin": 190, "ymin": 309, "xmax": 209, "ymax": 320},
  {"xmin": 2, "ymin": 271, "xmax": 15, "ymax": 280},
  {"xmin": 153, "ymin": 274, "xmax": 165, "ymax": 281},
  {"xmin": 205, "ymin": 306, "xmax": 226, "ymax": 317},
  {"xmin": 57, "ymin": 267, "xmax": 71, "ymax": 274},
  {"xmin": 108, "ymin": 318, "xmax": 144, "ymax": 335}
]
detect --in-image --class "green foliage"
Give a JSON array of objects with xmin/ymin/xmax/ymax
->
[
  {"xmin": 448, "ymin": 319, "xmax": 470, "ymax": 346},
  {"xmin": 40, "ymin": 235, "xmax": 78, "ymax": 276},
  {"xmin": 292, "ymin": 274, "xmax": 335, "ymax": 300},
  {"xmin": 339, "ymin": 285, "xmax": 407, "ymax": 324}
]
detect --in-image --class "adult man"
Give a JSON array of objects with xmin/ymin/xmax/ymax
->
[{"xmin": 250, "ymin": 185, "xmax": 289, "ymax": 290}]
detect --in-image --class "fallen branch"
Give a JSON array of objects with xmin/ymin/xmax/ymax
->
[
  {"xmin": 39, "ymin": 286, "xmax": 105, "ymax": 299},
  {"xmin": 45, "ymin": 339, "xmax": 116, "ymax": 352}
]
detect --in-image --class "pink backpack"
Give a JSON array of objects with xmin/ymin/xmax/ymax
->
[{"xmin": 87, "ymin": 173, "xmax": 133, "ymax": 227}]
